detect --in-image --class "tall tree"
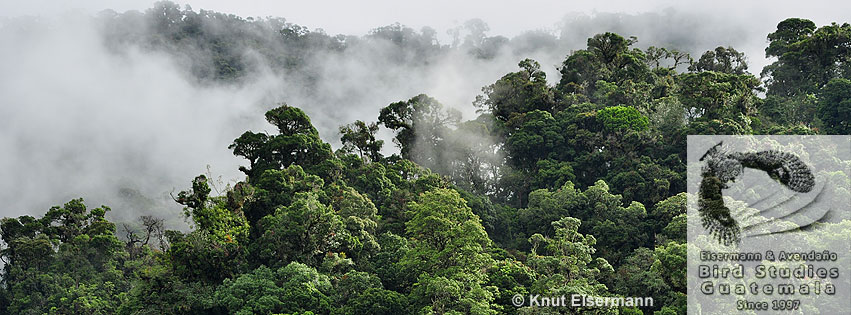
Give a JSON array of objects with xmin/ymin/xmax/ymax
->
[
  {"xmin": 378, "ymin": 94, "xmax": 461, "ymax": 167},
  {"xmin": 475, "ymin": 59, "xmax": 554, "ymax": 122},
  {"xmin": 763, "ymin": 18, "xmax": 851, "ymax": 97},
  {"xmin": 689, "ymin": 46, "xmax": 748, "ymax": 75},
  {"xmin": 402, "ymin": 189, "xmax": 497, "ymax": 314},
  {"xmin": 339, "ymin": 120, "xmax": 384, "ymax": 162},
  {"xmin": 230, "ymin": 104, "xmax": 333, "ymax": 179}
]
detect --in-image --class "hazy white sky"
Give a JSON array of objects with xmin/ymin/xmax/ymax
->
[
  {"xmin": 4, "ymin": 0, "xmax": 848, "ymax": 70},
  {"xmin": 3, "ymin": 0, "xmax": 848, "ymax": 39}
]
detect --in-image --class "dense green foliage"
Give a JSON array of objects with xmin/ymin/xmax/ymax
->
[{"xmin": 1, "ymin": 4, "xmax": 849, "ymax": 314}]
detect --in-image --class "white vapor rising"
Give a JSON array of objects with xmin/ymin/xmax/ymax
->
[
  {"xmin": 0, "ymin": 15, "xmax": 273, "ymax": 224},
  {"xmin": 0, "ymin": 4, "xmax": 837, "ymax": 225},
  {"xmin": 0, "ymin": 10, "xmax": 571, "ymax": 224}
]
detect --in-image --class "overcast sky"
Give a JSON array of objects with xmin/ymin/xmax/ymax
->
[
  {"xmin": 3, "ymin": 1, "xmax": 847, "ymax": 37},
  {"xmin": 4, "ymin": 0, "xmax": 848, "ymax": 71}
]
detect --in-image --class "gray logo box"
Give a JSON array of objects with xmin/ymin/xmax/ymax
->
[{"xmin": 687, "ymin": 135, "xmax": 850, "ymax": 314}]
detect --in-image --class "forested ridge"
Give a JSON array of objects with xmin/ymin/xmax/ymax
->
[{"xmin": 1, "ymin": 2, "xmax": 850, "ymax": 314}]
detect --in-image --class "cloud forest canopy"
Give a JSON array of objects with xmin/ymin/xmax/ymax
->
[{"xmin": 1, "ymin": 2, "xmax": 850, "ymax": 314}]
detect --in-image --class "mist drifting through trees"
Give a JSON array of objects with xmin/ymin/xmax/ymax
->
[
  {"xmin": 0, "ymin": 1, "xmax": 850, "ymax": 314},
  {"xmin": 0, "ymin": 2, "xmax": 808, "ymax": 222}
]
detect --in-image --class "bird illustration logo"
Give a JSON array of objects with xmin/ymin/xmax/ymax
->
[{"xmin": 698, "ymin": 142, "xmax": 817, "ymax": 245}]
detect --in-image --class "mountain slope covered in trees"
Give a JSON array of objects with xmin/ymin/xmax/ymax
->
[{"xmin": 1, "ymin": 2, "xmax": 850, "ymax": 314}]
